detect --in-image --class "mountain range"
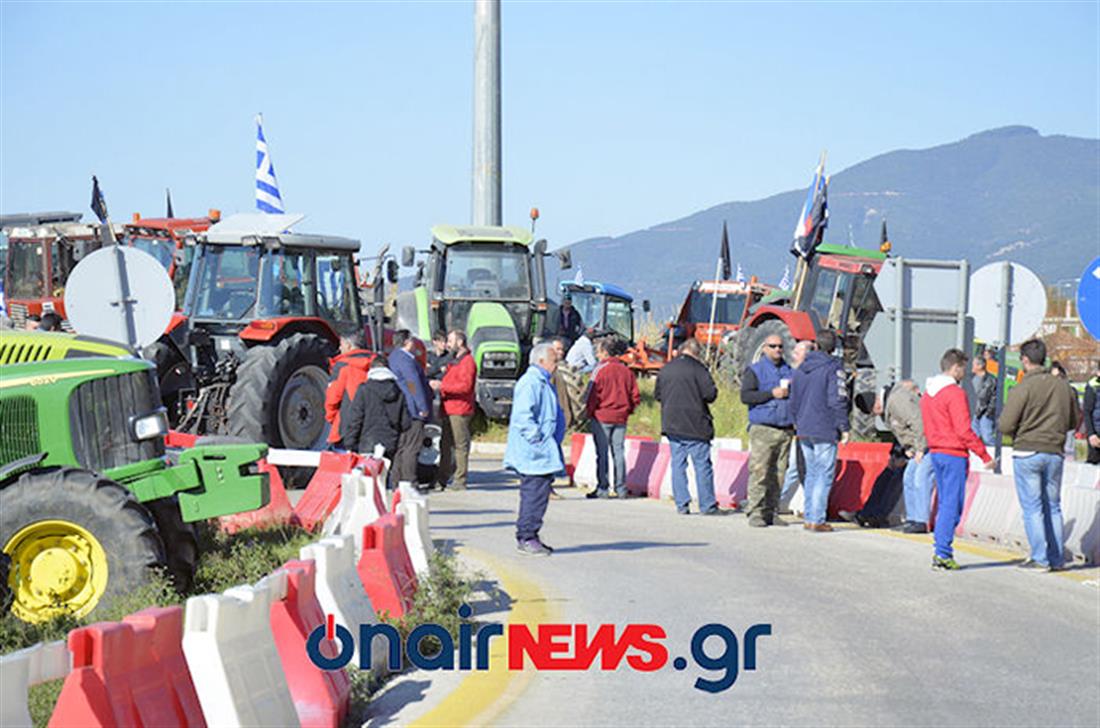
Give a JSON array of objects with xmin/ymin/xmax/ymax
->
[{"xmin": 549, "ymin": 126, "xmax": 1099, "ymax": 316}]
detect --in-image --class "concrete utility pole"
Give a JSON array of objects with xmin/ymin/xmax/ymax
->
[{"xmin": 472, "ymin": 0, "xmax": 502, "ymax": 226}]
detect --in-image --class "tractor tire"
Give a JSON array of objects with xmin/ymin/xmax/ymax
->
[
  {"xmin": 145, "ymin": 338, "xmax": 191, "ymax": 427},
  {"xmin": 716, "ymin": 330, "xmax": 742, "ymax": 388},
  {"xmin": 144, "ymin": 498, "xmax": 198, "ymax": 593},
  {"xmin": 0, "ymin": 468, "xmax": 165, "ymax": 623},
  {"xmin": 227, "ymin": 333, "xmax": 334, "ymax": 451},
  {"xmin": 734, "ymin": 320, "xmax": 798, "ymax": 386}
]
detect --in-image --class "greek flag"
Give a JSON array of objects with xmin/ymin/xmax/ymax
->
[
  {"xmin": 735, "ymin": 263, "xmax": 745, "ymax": 283},
  {"xmin": 778, "ymin": 265, "xmax": 792, "ymax": 290},
  {"xmin": 255, "ymin": 114, "xmax": 285, "ymax": 214}
]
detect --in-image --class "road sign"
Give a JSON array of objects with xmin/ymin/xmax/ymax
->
[
  {"xmin": 65, "ymin": 245, "xmax": 174, "ymax": 350},
  {"xmin": 1076, "ymin": 256, "xmax": 1100, "ymax": 340},
  {"xmin": 968, "ymin": 262, "xmax": 1046, "ymax": 345}
]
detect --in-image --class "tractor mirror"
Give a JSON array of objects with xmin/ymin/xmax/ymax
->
[
  {"xmin": 386, "ymin": 259, "xmax": 399, "ymax": 285},
  {"xmin": 643, "ymin": 299, "xmax": 651, "ymax": 313},
  {"xmin": 533, "ymin": 238, "xmax": 547, "ymax": 256},
  {"xmin": 401, "ymin": 246, "xmax": 415, "ymax": 267},
  {"xmin": 556, "ymin": 249, "xmax": 572, "ymax": 270}
]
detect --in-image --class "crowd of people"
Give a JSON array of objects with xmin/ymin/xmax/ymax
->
[{"xmin": 324, "ymin": 314, "xmax": 1093, "ymax": 572}]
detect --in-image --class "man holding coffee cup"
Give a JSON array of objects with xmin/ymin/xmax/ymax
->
[{"xmin": 740, "ymin": 333, "xmax": 795, "ymax": 527}]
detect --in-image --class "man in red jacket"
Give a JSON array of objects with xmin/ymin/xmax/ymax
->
[
  {"xmin": 324, "ymin": 332, "xmax": 375, "ymax": 448},
  {"xmin": 920, "ymin": 347, "xmax": 995, "ymax": 571},
  {"xmin": 585, "ymin": 338, "xmax": 641, "ymax": 498},
  {"xmin": 431, "ymin": 330, "xmax": 477, "ymax": 490}
]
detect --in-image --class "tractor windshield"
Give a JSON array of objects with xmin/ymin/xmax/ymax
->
[
  {"xmin": 442, "ymin": 243, "xmax": 531, "ymax": 301},
  {"xmin": 606, "ymin": 298, "xmax": 634, "ymax": 340},
  {"xmin": 686, "ymin": 290, "xmax": 746, "ymax": 324},
  {"xmin": 126, "ymin": 235, "xmax": 175, "ymax": 271},
  {"xmin": 809, "ymin": 268, "xmax": 853, "ymax": 331},
  {"xmin": 6, "ymin": 241, "xmax": 45, "ymax": 299},
  {"xmin": 186, "ymin": 245, "xmax": 262, "ymax": 319},
  {"xmin": 569, "ymin": 291, "xmax": 604, "ymax": 329}
]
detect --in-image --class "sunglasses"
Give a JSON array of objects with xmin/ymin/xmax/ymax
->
[{"xmin": 765, "ymin": 344, "xmax": 783, "ymax": 349}]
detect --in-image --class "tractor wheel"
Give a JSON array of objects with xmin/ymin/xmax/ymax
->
[
  {"xmin": 716, "ymin": 331, "xmax": 742, "ymax": 388},
  {"xmin": 734, "ymin": 320, "xmax": 798, "ymax": 386},
  {"xmin": 0, "ymin": 468, "xmax": 165, "ymax": 623},
  {"xmin": 144, "ymin": 498, "xmax": 198, "ymax": 593},
  {"xmin": 227, "ymin": 333, "xmax": 334, "ymax": 450},
  {"xmin": 145, "ymin": 338, "xmax": 191, "ymax": 427}
]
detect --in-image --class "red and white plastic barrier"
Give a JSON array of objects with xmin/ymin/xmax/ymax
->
[
  {"xmin": 357, "ymin": 514, "xmax": 418, "ymax": 620},
  {"xmin": 182, "ymin": 573, "xmax": 299, "ymax": 726},
  {"xmin": 300, "ymin": 535, "xmax": 390, "ymax": 676},
  {"xmin": 393, "ymin": 485, "xmax": 434, "ymax": 577},
  {"xmin": 322, "ymin": 466, "xmax": 388, "ymax": 552}
]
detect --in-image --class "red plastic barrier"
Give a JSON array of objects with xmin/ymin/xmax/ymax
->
[
  {"xmin": 270, "ymin": 560, "xmax": 351, "ymax": 728},
  {"xmin": 827, "ymin": 442, "xmax": 893, "ymax": 518},
  {"xmin": 357, "ymin": 513, "xmax": 418, "ymax": 619},
  {"xmin": 218, "ymin": 459, "xmax": 295, "ymax": 533},
  {"xmin": 50, "ymin": 606, "xmax": 205, "ymax": 728},
  {"xmin": 625, "ymin": 437, "xmax": 669, "ymax": 498},
  {"xmin": 566, "ymin": 432, "xmax": 587, "ymax": 483},
  {"xmin": 294, "ymin": 452, "xmax": 371, "ymax": 531},
  {"xmin": 713, "ymin": 449, "xmax": 751, "ymax": 509},
  {"xmin": 165, "ymin": 430, "xmax": 198, "ymax": 449}
]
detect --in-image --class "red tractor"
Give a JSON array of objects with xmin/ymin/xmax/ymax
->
[
  {"xmin": 665, "ymin": 278, "xmax": 774, "ymax": 361},
  {"xmin": 1, "ymin": 212, "xmax": 104, "ymax": 329},
  {"xmin": 121, "ymin": 210, "xmax": 221, "ymax": 308},
  {"xmin": 149, "ymin": 215, "xmax": 372, "ymax": 457}
]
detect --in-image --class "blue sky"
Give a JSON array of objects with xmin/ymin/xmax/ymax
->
[{"xmin": 1, "ymin": 1, "xmax": 1096, "ymax": 259}]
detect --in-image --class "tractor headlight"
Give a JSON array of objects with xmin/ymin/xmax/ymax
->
[
  {"xmin": 131, "ymin": 409, "xmax": 169, "ymax": 441},
  {"xmin": 482, "ymin": 352, "xmax": 518, "ymax": 371}
]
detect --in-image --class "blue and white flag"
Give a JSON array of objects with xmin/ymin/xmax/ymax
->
[
  {"xmin": 573, "ymin": 266, "xmax": 584, "ymax": 286},
  {"xmin": 735, "ymin": 263, "xmax": 745, "ymax": 283},
  {"xmin": 778, "ymin": 264, "xmax": 792, "ymax": 290},
  {"xmin": 255, "ymin": 114, "xmax": 285, "ymax": 214}
]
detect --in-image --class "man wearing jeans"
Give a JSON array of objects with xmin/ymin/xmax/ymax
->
[
  {"xmin": 999, "ymin": 338, "xmax": 1081, "ymax": 572},
  {"xmin": 789, "ymin": 330, "xmax": 849, "ymax": 532},
  {"xmin": 655, "ymin": 338, "xmax": 725, "ymax": 515},
  {"xmin": 504, "ymin": 342, "xmax": 567, "ymax": 556},
  {"xmin": 969, "ymin": 357, "xmax": 997, "ymax": 447},
  {"xmin": 885, "ymin": 380, "xmax": 936, "ymax": 533},
  {"xmin": 921, "ymin": 348, "xmax": 994, "ymax": 571},
  {"xmin": 585, "ymin": 338, "xmax": 640, "ymax": 499}
]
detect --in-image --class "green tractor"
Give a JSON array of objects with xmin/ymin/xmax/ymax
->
[
  {"xmin": 395, "ymin": 224, "xmax": 563, "ymax": 419},
  {"xmin": 0, "ymin": 335, "xmax": 269, "ymax": 623}
]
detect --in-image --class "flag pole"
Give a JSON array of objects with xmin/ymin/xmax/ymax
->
[{"xmin": 705, "ymin": 256, "xmax": 722, "ymax": 365}]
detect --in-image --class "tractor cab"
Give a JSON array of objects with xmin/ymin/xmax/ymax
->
[
  {"xmin": 397, "ymin": 224, "xmax": 558, "ymax": 419},
  {"xmin": 558, "ymin": 280, "xmax": 636, "ymax": 342},
  {"xmin": 794, "ymin": 244, "xmax": 885, "ymax": 367},
  {"xmin": 670, "ymin": 278, "xmax": 772, "ymax": 350},
  {"xmin": 0, "ymin": 213, "xmax": 105, "ymax": 329},
  {"xmin": 122, "ymin": 210, "xmax": 221, "ymax": 308}
]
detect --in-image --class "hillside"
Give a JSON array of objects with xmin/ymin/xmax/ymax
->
[{"xmin": 549, "ymin": 126, "xmax": 1099, "ymax": 316}]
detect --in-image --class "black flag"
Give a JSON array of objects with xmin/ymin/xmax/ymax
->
[
  {"xmin": 719, "ymin": 221, "xmax": 732, "ymax": 280},
  {"xmin": 879, "ymin": 219, "xmax": 889, "ymax": 248},
  {"xmin": 90, "ymin": 175, "xmax": 109, "ymax": 223},
  {"xmin": 166, "ymin": 188, "xmax": 175, "ymax": 219}
]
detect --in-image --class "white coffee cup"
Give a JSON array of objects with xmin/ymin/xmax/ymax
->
[{"xmin": 779, "ymin": 378, "xmax": 790, "ymax": 389}]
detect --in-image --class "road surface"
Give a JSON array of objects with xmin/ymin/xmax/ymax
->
[{"xmin": 368, "ymin": 455, "xmax": 1100, "ymax": 727}]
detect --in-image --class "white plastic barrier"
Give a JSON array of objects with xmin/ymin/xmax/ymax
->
[
  {"xmin": 183, "ymin": 571, "xmax": 299, "ymax": 727},
  {"xmin": 1062, "ymin": 486, "xmax": 1100, "ymax": 564},
  {"xmin": 1063, "ymin": 461, "xmax": 1100, "ymax": 489},
  {"xmin": 397, "ymin": 486, "xmax": 434, "ymax": 577},
  {"xmin": 572, "ymin": 434, "xmax": 598, "ymax": 487},
  {"xmin": 960, "ymin": 473, "xmax": 1017, "ymax": 543},
  {"xmin": 0, "ymin": 639, "xmax": 69, "ymax": 728},
  {"xmin": 322, "ymin": 470, "xmax": 387, "ymax": 553},
  {"xmin": 300, "ymin": 535, "xmax": 390, "ymax": 675}
]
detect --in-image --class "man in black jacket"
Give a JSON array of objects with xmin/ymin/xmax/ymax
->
[
  {"xmin": 1085, "ymin": 361, "xmax": 1100, "ymax": 465},
  {"xmin": 655, "ymin": 338, "xmax": 725, "ymax": 515},
  {"xmin": 340, "ymin": 355, "xmax": 411, "ymax": 460}
]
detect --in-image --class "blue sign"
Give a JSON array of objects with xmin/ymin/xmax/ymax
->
[{"xmin": 1077, "ymin": 256, "xmax": 1100, "ymax": 340}]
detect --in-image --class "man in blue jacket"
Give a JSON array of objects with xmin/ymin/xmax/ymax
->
[
  {"xmin": 788, "ymin": 329, "xmax": 849, "ymax": 532},
  {"xmin": 741, "ymin": 333, "xmax": 794, "ymax": 527},
  {"xmin": 390, "ymin": 330, "xmax": 433, "ymax": 485},
  {"xmin": 504, "ymin": 342, "xmax": 567, "ymax": 556}
]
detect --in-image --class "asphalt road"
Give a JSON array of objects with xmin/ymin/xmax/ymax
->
[{"xmin": 369, "ymin": 455, "xmax": 1100, "ymax": 727}]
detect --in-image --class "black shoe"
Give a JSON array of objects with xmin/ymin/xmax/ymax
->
[
  {"xmin": 767, "ymin": 516, "xmax": 789, "ymax": 527},
  {"xmin": 677, "ymin": 506, "xmax": 691, "ymax": 515},
  {"xmin": 586, "ymin": 489, "xmax": 609, "ymax": 499},
  {"xmin": 702, "ymin": 508, "xmax": 731, "ymax": 516},
  {"xmin": 747, "ymin": 515, "xmax": 768, "ymax": 527},
  {"xmin": 517, "ymin": 539, "xmax": 552, "ymax": 556},
  {"xmin": 901, "ymin": 521, "xmax": 929, "ymax": 534}
]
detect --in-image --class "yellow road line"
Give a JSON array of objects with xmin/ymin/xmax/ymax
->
[{"xmin": 409, "ymin": 545, "xmax": 557, "ymax": 728}]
